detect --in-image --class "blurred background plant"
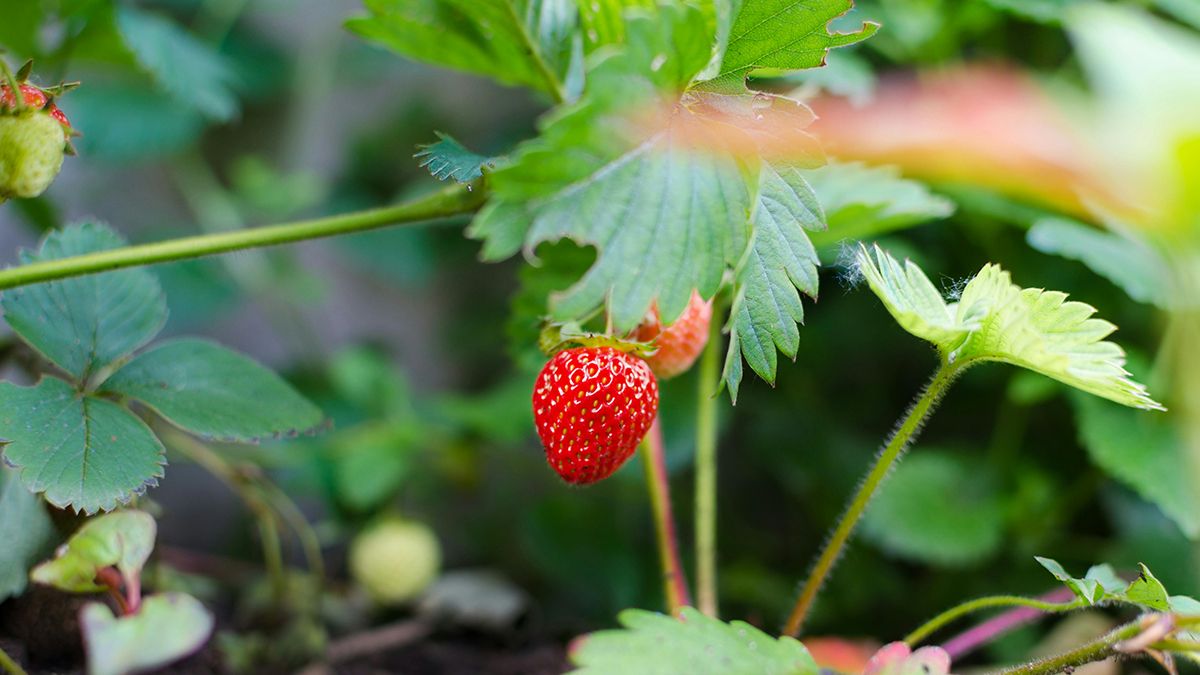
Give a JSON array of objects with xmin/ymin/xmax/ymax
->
[{"xmin": 0, "ymin": 0, "xmax": 1197, "ymax": 673}]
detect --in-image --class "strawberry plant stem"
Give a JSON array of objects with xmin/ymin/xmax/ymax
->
[
  {"xmin": 0, "ymin": 645, "xmax": 27, "ymax": 675},
  {"xmin": 784, "ymin": 361, "xmax": 962, "ymax": 636},
  {"xmin": 0, "ymin": 181, "xmax": 486, "ymax": 291},
  {"xmin": 905, "ymin": 595, "xmax": 1085, "ymax": 646},
  {"xmin": 983, "ymin": 615, "xmax": 1200, "ymax": 675},
  {"xmin": 640, "ymin": 419, "xmax": 691, "ymax": 614},
  {"xmin": 694, "ymin": 311, "xmax": 722, "ymax": 617}
]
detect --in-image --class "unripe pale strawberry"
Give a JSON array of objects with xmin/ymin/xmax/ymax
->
[
  {"xmin": 0, "ymin": 112, "xmax": 67, "ymax": 200},
  {"xmin": 533, "ymin": 346, "xmax": 659, "ymax": 484},
  {"xmin": 634, "ymin": 291, "xmax": 712, "ymax": 379},
  {"xmin": 349, "ymin": 518, "xmax": 442, "ymax": 605}
]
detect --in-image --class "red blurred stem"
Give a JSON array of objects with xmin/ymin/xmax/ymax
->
[
  {"xmin": 941, "ymin": 588, "xmax": 1078, "ymax": 659},
  {"xmin": 641, "ymin": 418, "xmax": 692, "ymax": 614},
  {"xmin": 95, "ymin": 566, "xmax": 135, "ymax": 616}
]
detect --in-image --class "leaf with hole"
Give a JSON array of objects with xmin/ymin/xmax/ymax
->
[
  {"xmin": 102, "ymin": 338, "xmax": 324, "ymax": 443},
  {"xmin": 0, "ymin": 378, "xmax": 165, "ymax": 513},
  {"xmin": 1, "ymin": 222, "xmax": 167, "ymax": 383}
]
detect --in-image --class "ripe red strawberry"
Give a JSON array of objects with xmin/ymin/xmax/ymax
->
[
  {"xmin": 533, "ymin": 346, "xmax": 659, "ymax": 484},
  {"xmin": 634, "ymin": 291, "xmax": 712, "ymax": 379}
]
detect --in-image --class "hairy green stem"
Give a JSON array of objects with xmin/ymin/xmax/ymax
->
[
  {"xmin": 640, "ymin": 419, "xmax": 691, "ymax": 614},
  {"xmin": 905, "ymin": 595, "xmax": 1085, "ymax": 646},
  {"xmin": 989, "ymin": 620, "xmax": 1143, "ymax": 675},
  {"xmin": 0, "ymin": 182, "xmax": 485, "ymax": 291},
  {"xmin": 695, "ymin": 311, "xmax": 723, "ymax": 617},
  {"xmin": 0, "ymin": 645, "xmax": 28, "ymax": 675},
  {"xmin": 784, "ymin": 361, "xmax": 962, "ymax": 636}
]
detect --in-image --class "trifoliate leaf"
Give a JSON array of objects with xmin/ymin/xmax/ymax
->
[
  {"xmin": 724, "ymin": 163, "xmax": 824, "ymax": 401},
  {"xmin": 101, "ymin": 338, "xmax": 325, "ymax": 443},
  {"xmin": 81, "ymin": 593, "xmax": 214, "ymax": 675},
  {"xmin": 703, "ymin": 0, "xmax": 878, "ymax": 90},
  {"xmin": 805, "ymin": 162, "xmax": 954, "ymax": 249},
  {"xmin": 854, "ymin": 244, "xmax": 1164, "ymax": 411},
  {"xmin": 1034, "ymin": 556, "xmax": 1107, "ymax": 604},
  {"xmin": 1035, "ymin": 557, "xmax": 1172, "ymax": 610},
  {"xmin": 347, "ymin": 0, "xmax": 578, "ymax": 98},
  {"xmin": 1, "ymin": 222, "xmax": 167, "ymax": 383},
  {"xmin": 569, "ymin": 607, "xmax": 819, "ymax": 675},
  {"xmin": 1026, "ymin": 217, "xmax": 1169, "ymax": 309},
  {"xmin": 32, "ymin": 510, "xmax": 156, "ymax": 594},
  {"xmin": 1073, "ymin": 393, "xmax": 1200, "ymax": 539},
  {"xmin": 862, "ymin": 451, "xmax": 1005, "ymax": 566},
  {"xmin": 116, "ymin": 7, "xmax": 239, "ymax": 121},
  {"xmin": 0, "ymin": 378, "xmax": 165, "ymax": 513},
  {"xmin": 0, "ymin": 467, "xmax": 55, "ymax": 602},
  {"xmin": 415, "ymin": 133, "xmax": 495, "ymax": 183}
]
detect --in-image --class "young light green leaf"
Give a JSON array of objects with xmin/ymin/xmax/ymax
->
[
  {"xmin": 854, "ymin": 244, "xmax": 1164, "ymax": 411},
  {"xmin": 703, "ymin": 0, "xmax": 878, "ymax": 90},
  {"xmin": 415, "ymin": 132, "xmax": 495, "ymax": 183},
  {"xmin": 2, "ymin": 222, "xmax": 167, "ymax": 382},
  {"xmin": 0, "ymin": 467, "xmax": 56, "ymax": 602},
  {"xmin": 347, "ymin": 0, "xmax": 578, "ymax": 98},
  {"xmin": 862, "ymin": 451, "xmax": 1005, "ymax": 566},
  {"xmin": 724, "ymin": 163, "xmax": 824, "ymax": 401},
  {"xmin": 116, "ymin": 7, "xmax": 239, "ymax": 121},
  {"xmin": 1073, "ymin": 393, "xmax": 1200, "ymax": 538},
  {"xmin": 1125, "ymin": 563, "xmax": 1171, "ymax": 611},
  {"xmin": 32, "ymin": 510, "xmax": 156, "ymax": 594},
  {"xmin": 1026, "ymin": 217, "xmax": 1169, "ymax": 308},
  {"xmin": 101, "ymin": 338, "xmax": 325, "ymax": 443},
  {"xmin": 0, "ymin": 378, "xmax": 165, "ymax": 513},
  {"xmin": 82, "ymin": 592, "xmax": 214, "ymax": 675},
  {"xmin": 569, "ymin": 606, "xmax": 818, "ymax": 675},
  {"xmin": 805, "ymin": 162, "xmax": 954, "ymax": 249},
  {"xmin": 1035, "ymin": 556, "xmax": 1106, "ymax": 604}
]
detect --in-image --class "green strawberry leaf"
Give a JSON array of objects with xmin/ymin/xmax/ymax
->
[
  {"xmin": 346, "ymin": 0, "xmax": 579, "ymax": 98},
  {"xmin": 101, "ymin": 338, "xmax": 325, "ymax": 443},
  {"xmin": 701, "ymin": 0, "xmax": 878, "ymax": 91},
  {"xmin": 854, "ymin": 244, "xmax": 1164, "ymax": 411},
  {"xmin": 724, "ymin": 162, "xmax": 824, "ymax": 401},
  {"xmin": 81, "ymin": 592, "xmax": 214, "ymax": 675},
  {"xmin": 116, "ymin": 7, "xmax": 239, "ymax": 121},
  {"xmin": 415, "ymin": 132, "xmax": 495, "ymax": 183},
  {"xmin": 1035, "ymin": 557, "xmax": 1173, "ymax": 610},
  {"xmin": 805, "ymin": 162, "xmax": 954, "ymax": 249},
  {"xmin": 1034, "ymin": 557, "xmax": 1109, "ymax": 604},
  {"xmin": 0, "ymin": 467, "xmax": 56, "ymax": 602},
  {"xmin": 1125, "ymin": 563, "xmax": 1171, "ymax": 611},
  {"xmin": 31, "ymin": 510, "xmax": 156, "ymax": 593},
  {"xmin": 569, "ymin": 606, "xmax": 818, "ymax": 675},
  {"xmin": 0, "ymin": 378, "xmax": 165, "ymax": 513},
  {"xmin": 862, "ymin": 451, "xmax": 1005, "ymax": 566},
  {"xmin": 1073, "ymin": 393, "xmax": 1200, "ymax": 539},
  {"xmin": 1026, "ymin": 217, "xmax": 1170, "ymax": 309},
  {"xmin": 2, "ymin": 222, "xmax": 167, "ymax": 383}
]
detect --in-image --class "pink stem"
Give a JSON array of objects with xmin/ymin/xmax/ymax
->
[{"xmin": 942, "ymin": 588, "xmax": 1077, "ymax": 659}]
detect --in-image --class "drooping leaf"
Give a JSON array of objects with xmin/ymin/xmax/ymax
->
[
  {"xmin": 115, "ymin": 7, "xmax": 239, "ymax": 121},
  {"xmin": 862, "ymin": 451, "xmax": 1005, "ymax": 566},
  {"xmin": 81, "ymin": 592, "xmax": 214, "ymax": 675},
  {"xmin": 805, "ymin": 162, "xmax": 954, "ymax": 249},
  {"xmin": 346, "ymin": 0, "xmax": 579, "ymax": 97},
  {"xmin": 2, "ymin": 222, "xmax": 167, "ymax": 382},
  {"xmin": 854, "ymin": 244, "xmax": 1164, "ymax": 410},
  {"xmin": 724, "ymin": 163, "xmax": 824, "ymax": 401},
  {"xmin": 101, "ymin": 338, "xmax": 325, "ymax": 443},
  {"xmin": 0, "ymin": 378, "xmax": 165, "ymax": 513},
  {"xmin": 1026, "ymin": 217, "xmax": 1169, "ymax": 308},
  {"xmin": 1073, "ymin": 393, "xmax": 1200, "ymax": 539},
  {"xmin": 0, "ymin": 467, "xmax": 56, "ymax": 602},
  {"xmin": 415, "ymin": 132, "xmax": 495, "ymax": 182},
  {"xmin": 32, "ymin": 510, "xmax": 156, "ymax": 593},
  {"xmin": 703, "ymin": 0, "xmax": 878, "ymax": 90},
  {"xmin": 569, "ymin": 606, "xmax": 819, "ymax": 675}
]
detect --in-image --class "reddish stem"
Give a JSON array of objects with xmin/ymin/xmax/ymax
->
[
  {"xmin": 94, "ymin": 566, "xmax": 140, "ymax": 616},
  {"xmin": 641, "ymin": 418, "xmax": 692, "ymax": 613},
  {"xmin": 941, "ymin": 587, "xmax": 1077, "ymax": 659}
]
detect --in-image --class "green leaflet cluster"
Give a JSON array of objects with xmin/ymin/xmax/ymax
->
[
  {"xmin": 0, "ymin": 222, "xmax": 324, "ymax": 514},
  {"xmin": 351, "ymin": 0, "xmax": 932, "ymax": 401},
  {"xmin": 1035, "ymin": 557, "xmax": 1198, "ymax": 613}
]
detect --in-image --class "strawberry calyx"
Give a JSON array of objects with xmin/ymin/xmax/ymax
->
[{"xmin": 538, "ymin": 321, "xmax": 657, "ymax": 359}]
